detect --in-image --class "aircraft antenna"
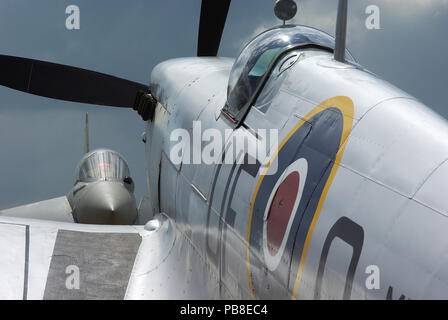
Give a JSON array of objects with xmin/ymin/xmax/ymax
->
[
  {"xmin": 84, "ymin": 112, "xmax": 89, "ymax": 154},
  {"xmin": 334, "ymin": 0, "xmax": 348, "ymax": 62},
  {"xmin": 274, "ymin": 0, "xmax": 297, "ymax": 25}
]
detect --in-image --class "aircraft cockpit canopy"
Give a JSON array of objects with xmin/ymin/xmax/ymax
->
[
  {"xmin": 75, "ymin": 149, "xmax": 131, "ymax": 183},
  {"xmin": 225, "ymin": 25, "xmax": 355, "ymax": 121}
]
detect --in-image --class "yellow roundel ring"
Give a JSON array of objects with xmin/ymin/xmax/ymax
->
[{"xmin": 245, "ymin": 96, "xmax": 354, "ymax": 299}]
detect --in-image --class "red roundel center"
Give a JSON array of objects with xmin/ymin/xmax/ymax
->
[{"xmin": 266, "ymin": 171, "xmax": 300, "ymax": 256}]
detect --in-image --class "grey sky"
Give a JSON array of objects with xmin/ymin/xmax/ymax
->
[{"xmin": 0, "ymin": 0, "xmax": 447, "ymax": 209}]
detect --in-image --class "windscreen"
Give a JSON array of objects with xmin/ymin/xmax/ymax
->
[
  {"xmin": 76, "ymin": 150, "xmax": 130, "ymax": 182},
  {"xmin": 225, "ymin": 25, "xmax": 355, "ymax": 119}
]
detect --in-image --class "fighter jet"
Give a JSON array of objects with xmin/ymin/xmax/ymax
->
[
  {"xmin": 0, "ymin": 0, "xmax": 447, "ymax": 300},
  {"xmin": 0, "ymin": 113, "xmax": 138, "ymax": 225}
]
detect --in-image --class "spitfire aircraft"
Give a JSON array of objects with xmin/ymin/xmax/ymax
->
[{"xmin": 0, "ymin": 0, "xmax": 447, "ymax": 300}]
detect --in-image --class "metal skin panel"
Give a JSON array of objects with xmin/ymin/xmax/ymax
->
[
  {"xmin": 212, "ymin": 128, "xmax": 262, "ymax": 299},
  {"xmin": 153, "ymin": 58, "xmax": 235, "ymax": 284},
  {"xmin": 414, "ymin": 161, "xmax": 448, "ymax": 217},
  {"xmin": 0, "ymin": 196, "xmax": 74, "ymax": 223},
  {"xmin": 0, "ymin": 216, "xmax": 145, "ymax": 299},
  {"xmin": 125, "ymin": 214, "xmax": 220, "ymax": 299},
  {"xmin": 159, "ymin": 152, "xmax": 178, "ymax": 219},
  {"xmin": 151, "ymin": 58, "xmax": 234, "ymax": 257},
  {"xmin": 145, "ymin": 102, "xmax": 169, "ymax": 217},
  {"xmin": 191, "ymin": 107, "xmax": 230, "ymax": 197},
  {"xmin": 297, "ymin": 165, "xmax": 405, "ymax": 299},
  {"xmin": 43, "ymin": 230, "xmax": 141, "ymax": 299},
  {"xmin": 161, "ymin": 58, "xmax": 232, "ymax": 182},
  {"xmin": 340, "ymin": 97, "xmax": 448, "ymax": 198},
  {"xmin": 282, "ymin": 50, "xmax": 411, "ymax": 121},
  {"xmin": 0, "ymin": 224, "xmax": 27, "ymax": 299},
  {"xmin": 0, "ymin": 214, "xmax": 220, "ymax": 300},
  {"xmin": 250, "ymin": 107, "xmax": 347, "ymax": 299},
  {"xmin": 308, "ymin": 166, "xmax": 448, "ymax": 300},
  {"xmin": 142, "ymin": 46, "xmax": 448, "ymax": 300},
  {"xmin": 151, "ymin": 57, "xmax": 234, "ymax": 116}
]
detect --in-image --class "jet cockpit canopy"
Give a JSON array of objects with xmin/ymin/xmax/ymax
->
[{"xmin": 75, "ymin": 149, "xmax": 131, "ymax": 183}]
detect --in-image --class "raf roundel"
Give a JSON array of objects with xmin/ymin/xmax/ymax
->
[
  {"xmin": 246, "ymin": 96, "xmax": 354, "ymax": 299},
  {"xmin": 263, "ymin": 158, "xmax": 308, "ymax": 271}
]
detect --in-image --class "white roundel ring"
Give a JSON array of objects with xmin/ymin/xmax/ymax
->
[{"xmin": 262, "ymin": 157, "xmax": 308, "ymax": 271}]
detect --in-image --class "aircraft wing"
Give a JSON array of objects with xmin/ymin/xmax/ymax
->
[
  {"xmin": 0, "ymin": 196, "xmax": 74, "ymax": 223},
  {"xmin": 0, "ymin": 213, "xmax": 219, "ymax": 299}
]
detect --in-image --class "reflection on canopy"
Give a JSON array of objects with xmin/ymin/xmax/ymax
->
[
  {"xmin": 75, "ymin": 149, "xmax": 130, "ymax": 183},
  {"xmin": 225, "ymin": 25, "xmax": 356, "ymax": 118}
]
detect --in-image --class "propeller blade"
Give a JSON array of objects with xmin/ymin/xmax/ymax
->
[
  {"xmin": 197, "ymin": 0, "xmax": 231, "ymax": 56},
  {"xmin": 0, "ymin": 54, "xmax": 148, "ymax": 108}
]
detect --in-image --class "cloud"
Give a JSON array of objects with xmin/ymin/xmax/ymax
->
[
  {"xmin": 0, "ymin": 0, "xmax": 447, "ymax": 212},
  {"xmin": 376, "ymin": 0, "xmax": 448, "ymax": 13}
]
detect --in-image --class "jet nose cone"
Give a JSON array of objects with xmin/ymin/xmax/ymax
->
[{"xmin": 75, "ymin": 181, "xmax": 137, "ymax": 225}]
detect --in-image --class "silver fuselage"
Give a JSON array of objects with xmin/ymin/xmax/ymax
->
[{"xmin": 142, "ymin": 50, "xmax": 448, "ymax": 299}]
